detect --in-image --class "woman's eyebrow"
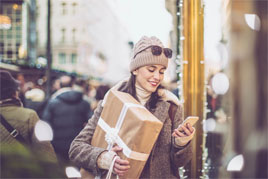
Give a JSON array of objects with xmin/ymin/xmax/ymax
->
[{"xmin": 148, "ymin": 65, "xmax": 157, "ymax": 69}]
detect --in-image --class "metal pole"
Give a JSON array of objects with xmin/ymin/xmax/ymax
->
[
  {"xmin": 182, "ymin": 0, "xmax": 204, "ymax": 178},
  {"xmin": 46, "ymin": 0, "xmax": 52, "ymax": 97},
  {"xmin": 29, "ymin": 0, "xmax": 37, "ymax": 65}
]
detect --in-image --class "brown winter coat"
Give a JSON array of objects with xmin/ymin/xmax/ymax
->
[{"xmin": 69, "ymin": 92, "xmax": 193, "ymax": 178}]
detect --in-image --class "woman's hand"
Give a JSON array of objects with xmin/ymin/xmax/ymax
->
[
  {"xmin": 172, "ymin": 123, "xmax": 195, "ymax": 147},
  {"xmin": 172, "ymin": 122, "xmax": 194, "ymax": 138},
  {"xmin": 111, "ymin": 146, "xmax": 130, "ymax": 176}
]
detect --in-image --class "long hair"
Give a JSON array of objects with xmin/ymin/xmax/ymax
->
[{"xmin": 118, "ymin": 74, "xmax": 164, "ymax": 111}]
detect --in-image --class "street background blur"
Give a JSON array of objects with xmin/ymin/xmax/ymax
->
[{"xmin": 0, "ymin": 0, "xmax": 267, "ymax": 178}]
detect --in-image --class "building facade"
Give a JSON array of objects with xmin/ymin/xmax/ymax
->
[
  {"xmin": 36, "ymin": 0, "xmax": 132, "ymax": 84},
  {"xmin": 0, "ymin": 0, "xmax": 26, "ymax": 63}
]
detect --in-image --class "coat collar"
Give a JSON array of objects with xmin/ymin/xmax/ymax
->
[{"xmin": 0, "ymin": 97, "xmax": 22, "ymax": 107}]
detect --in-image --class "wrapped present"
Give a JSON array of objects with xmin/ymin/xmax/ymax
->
[{"xmin": 91, "ymin": 90, "xmax": 163, "ymax": 178}]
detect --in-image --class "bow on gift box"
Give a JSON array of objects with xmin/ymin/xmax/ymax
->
[
  {"xmin": 105, "ymin": 128, "xmax": 119, "ymax": 146},
  {"xmin": 97, "ymin": 103, "xmax": 149, "ymax": 161},
  {"xmin": 96, "ymin": 103, "xmax": 150, "ymax": 179}
]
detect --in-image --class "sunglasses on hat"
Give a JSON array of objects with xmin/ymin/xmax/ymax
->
[{"xmin": 134, "ymin": 45, "xmax": 173, "ymax": 59}]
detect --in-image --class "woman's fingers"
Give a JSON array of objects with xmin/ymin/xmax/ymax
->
[
  {"xmin": 111, "ymin": 146, "xmax": 130, "ymax": 176},
  {"xmin": 114, "ymin": 168, "xmax": 128, "ymax": 176},
  {"xmin": 114, "ymin": 162, "xmax": 130, "ymax": 171},
  {"xmin": 180, "ymin": 125, "xmax": 192, "ymax": 136},
  {"xmin": 113, "ymin": 158, "xmax": 130, "ymax": 176},
  {"xmin": 186, "ymin": 123, "xmax": 194, "ymax": 133},
  {"xmin": 172, "ymin": 123, "xmax": 194, "ymax": 138},
  {"xmin": 112, "ymin": 146, "xmax": 122, "ymax": 153},
  {"xmin": 116, "ymin": 158, "xmax": 130, "ymax": 166},
  {"xmin": 172, "ymin": 128, "xmax": 186, "ymax": 137}
]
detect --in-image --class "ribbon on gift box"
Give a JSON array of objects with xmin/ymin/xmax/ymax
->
[{"xmin": 97, "ymin": 103, "xmax": 149, "ymax": 161}]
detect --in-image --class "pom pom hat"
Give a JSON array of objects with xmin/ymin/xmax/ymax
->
[{"xmin": 129, "ymin": 36, "xmax": 171, "ymax": 72}]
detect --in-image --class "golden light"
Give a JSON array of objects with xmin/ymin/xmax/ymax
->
[
  {"xmin": 13, "ymin": 4, "xmax": 19, "ymax": 10},
  {"xmin": 0, "ymin": 15, "xmax": 11, "ymax": 29},
  {"xmin": 18, "ymin": 45, "xmax": 27, "ymax": 59}
]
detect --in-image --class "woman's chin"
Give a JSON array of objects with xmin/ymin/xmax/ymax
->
[{"xmin": 147, "ymin": 86, "xmax": 158, "ymax": 93}]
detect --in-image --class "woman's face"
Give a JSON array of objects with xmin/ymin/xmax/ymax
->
[{"xmin": 133, "ymin": 65, "xmax": 166, "ymax": 93}]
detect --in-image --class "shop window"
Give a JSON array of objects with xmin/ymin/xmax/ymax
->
[
  {"xmin": 7, "ymin": 8, "xmax": 12, "ymax": 14},
  {"xmin": 7, "ymin": 50, "xmax": 13, "ymax": 58},
  {"xmin": 16, "ymin": 17, "xmax": 20, "ymax": 22},
  {"xmin": 16, "ymin": 43, "xmax": 20, "ymax": 51},
  {"xmin": 7, "ymin": 33, "xmax": 12, "ymax": 39}
]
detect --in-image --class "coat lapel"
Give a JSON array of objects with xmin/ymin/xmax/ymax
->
[{"xmin": 151, "ymin": 101, "xmax": 170, "ymax": 123}]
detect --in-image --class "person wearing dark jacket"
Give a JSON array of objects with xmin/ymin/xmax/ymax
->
[{"xmin": 42, "ymin": 75, "xmax": 92, "ymax": 167}]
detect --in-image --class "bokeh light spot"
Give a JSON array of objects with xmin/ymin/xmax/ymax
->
[
  {"xmin": 245, "ymin": 14, "xmax": 261, "ymax": 31},
  {"xmin": 34, "ymin": 120, "xmax": 53, "ymax": 141},
  {"xmin": 212, "ymin": 72, "xmax": 229, "ymax": 95},
  {"xmin": 203, "ymin": 118, "xmax": 216, "ymax": 132},
  {"xmin": 65, "ymin": 166, "xmax": 81, "ymax": 178},
  {"xmin": 227, "ymin": 154, "xmax": 244, "ymax": 171}
]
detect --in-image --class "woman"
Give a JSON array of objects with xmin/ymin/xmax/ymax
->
[{"xmin": 69, "ymin": 36, "xmax": 195, "ymax": 178}]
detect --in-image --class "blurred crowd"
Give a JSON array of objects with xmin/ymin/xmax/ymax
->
[
  {"xmin": 17, "ymin": 73, "xmax": 111, "ymax": 117},
  {"xmin": 0, "ymin": 70, "xmax": 111, "ymax": 178}
]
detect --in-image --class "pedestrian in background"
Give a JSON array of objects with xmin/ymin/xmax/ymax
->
[
  {"xmin": 24, "ymin": 86, "xmax": 46, "ymax": 117},
  {"xmin": 95, "ymin": 84, "xmax": 110, "ymax": 102},
  {"xmin": 0, "ymin": 70, "xmax": 62, "ymax": 178},
  {"xmin": 69, "ymin": 36, "xmax": 195, "ymax": 178},
  {"xmin": 42, "ymin": 75, "xmax": 92, "ymax": 167}
]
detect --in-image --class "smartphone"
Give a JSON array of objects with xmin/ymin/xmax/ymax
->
[{"xmin": 181, "ymin": 116, "xmax": 199, "ymax": 127}]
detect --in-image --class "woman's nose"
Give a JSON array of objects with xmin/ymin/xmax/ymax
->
[{"xmin": 153, "ymin": 71, "xmax": 160, "ymax": 80}]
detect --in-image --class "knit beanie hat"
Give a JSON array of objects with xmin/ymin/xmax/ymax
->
[
  {"xmin": 0, "ymin": 70, "xmax": 20, "ymax": 100},
  {"xmin": 130, "ymin": 36, "xmax": 169, "ymax": 72}
]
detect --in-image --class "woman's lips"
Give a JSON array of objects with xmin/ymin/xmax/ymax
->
[{"xmin": 149, "ymin": 81, "xmax": 159, "ymax": 87}]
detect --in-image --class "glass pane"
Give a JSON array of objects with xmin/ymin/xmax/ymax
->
[
  {"xmin": 59, "ymin": 53, "xmax": 66, "ymax": 64},
  {"xmin": 71, "ymin": 53, "xmax": 77, "ymax": 64}
]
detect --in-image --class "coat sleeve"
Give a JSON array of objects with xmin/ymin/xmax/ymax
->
[
  {"xmin": 69, "ymin": 101, "xmax": 106, "ymax": 175},
  {"xmin": 170, "ymin": 104, "xmax": 193, "ymax": 170}
]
